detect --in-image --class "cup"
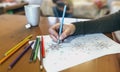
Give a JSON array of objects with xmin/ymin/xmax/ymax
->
[{"xmin": 24, "ymin": 5, "xmax": 40, "ymax": 26}]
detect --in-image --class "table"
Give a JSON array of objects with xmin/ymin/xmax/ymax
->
[
  {"xmin": 3, "ymin": 2, "xmax": 28, "ymax": 15},
  {"xmin": 0, "ymin": 14, "xmax": 120, "ymax": 72}
]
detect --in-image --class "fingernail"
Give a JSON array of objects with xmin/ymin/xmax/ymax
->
[
  {"xmin": 60, "ymin": 34, "xmax": 66, "ymax": 40},
  {"xmin": 59, "ymin": 36, "xmax": 62, "ymax": 40}
]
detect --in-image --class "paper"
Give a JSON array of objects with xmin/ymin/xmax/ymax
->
[
  {"xmin": 31, "ymin": 33, "xmax": 120, "ymax": 72},
  {"xmin": 59, "ymin": 18, "xmax": 77, "ymax": 24},
  {"xmin": 59, "ymin": 18, "xmax": 90, "ymax": 24},
  {"xmin": 77, "ymin": 18, "xmax": 90, "ymax": 22},
  {"xmin": 48, "ymin": 17, "xmax": 90, "ymax": 25}
]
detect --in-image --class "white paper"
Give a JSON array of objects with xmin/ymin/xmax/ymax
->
[
  {"xmin": 59, "ymin": 18, "xmax": 77, "ymax": 24},
  {"xmin": 31, "ymin": 33, "xmax": 120, "ymax": 72},
  {"xmin": 59, "ymin": 18, "xmax": 90, "ymax": 24},
  {"xmin": 48, "ymin": 17, "xmax": 90, "ymax": 25},
  {"xmin": 77, "ymin": 18, "xmax": 90, "ymax": 22}
]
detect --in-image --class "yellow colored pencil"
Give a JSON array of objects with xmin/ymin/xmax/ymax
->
[
  {"xmin": 0, "ymin": 38, "xmax": 30, "ymax": 64},
  {"xmin": 24, "ymin": 34, "xmax": 32, "ymax": 40},
  {"xmin": 5, "ymin": 35, "xmax": 32, "ymax": 56},
  {"xmin": 8, "ymin": 38, "xmax": 29, "ymax": 55}
]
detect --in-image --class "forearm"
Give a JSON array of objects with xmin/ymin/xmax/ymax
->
[{"xmin": 72, "ymin": 11, "xmax": 120, "ymax": 35}]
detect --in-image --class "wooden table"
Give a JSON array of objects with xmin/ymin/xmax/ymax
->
[
  {"xmin": 3, "ymin": 2, "xmax": 28, "ymax": 15},
  {"xmin": 0, "ymin": 14, "xmax": 120, "ymax": 72}
]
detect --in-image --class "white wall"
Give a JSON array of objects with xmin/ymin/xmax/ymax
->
[
  {"xmin": 107, "ymin": 0, "xmax": 120, "ymax": 7},
  {"xmin": 110, "ymin": 0, "xmax": 120, "ymax": 14}
]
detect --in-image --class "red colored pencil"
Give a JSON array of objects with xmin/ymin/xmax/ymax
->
[{"xmin": 41, "ymin": 36, "xmax": 45, "ymax": 58}]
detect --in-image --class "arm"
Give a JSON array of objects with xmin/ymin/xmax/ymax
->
[
  {"xmin": 49, "ymin": 11, "xmax": 120, "ymax": 42},
  {"xmin": 72, "ymin": 11, "xmax": 120, "ymax": 35}
]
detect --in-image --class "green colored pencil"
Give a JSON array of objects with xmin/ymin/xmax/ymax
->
[{"xmin": 33, "ymin": 36, "xmax": 40, "ymax": 62}]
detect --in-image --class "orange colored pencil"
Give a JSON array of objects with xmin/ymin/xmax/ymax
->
[
  {"xmin": 5, "ymin": 35, "xmax": 32, "ymax": 56},
  {"xmin": 0, "ymin": 38, "xmax": 29, "ymax": 64}
]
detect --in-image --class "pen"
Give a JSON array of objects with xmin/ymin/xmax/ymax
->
[
  {"xmin": 57, "ymin": 5, "xmax": 67, "ymax": 44},
  {"xmin": 8, "ymin": 41, "xmax": 34, "ymax": 69}
]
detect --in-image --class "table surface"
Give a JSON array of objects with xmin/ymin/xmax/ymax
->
[
  {"xmin": 3, "ymin": 2, "xmax": 28, "ymax": 15},
  {"xmin": 0, "ymin": 14, "xmax": 120, "ymax": 72}
]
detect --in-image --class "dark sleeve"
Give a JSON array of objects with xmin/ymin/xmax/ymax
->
[{"xmin": 72, "ymin": 11, "xmax": 120, "ymax": 35}]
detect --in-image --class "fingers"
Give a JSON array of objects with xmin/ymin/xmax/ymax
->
[
  {"xmin": 60, "ymin": 26, "xmax": 71, "ymax": 40},
  {"xmin": 49, "ymin": 23, "xmax": 60, "ymax": 42},
  {"xmin": 49, "ymin": 23, "xmax": 75, "ymax": 42},
  {"xmin": 49, "ymin": 34, "xmax": 58, "ymax": 42},
  {"xmin": 49, "ymin": 28, "xmax": 58, "ymax": 41},
  {"xmin": 60, "ymin": 24, "xmax": 75, "ymax": 40},
  {"xmin": 49, "ymin": 28, "xmax": 58, "ymax": 37}
]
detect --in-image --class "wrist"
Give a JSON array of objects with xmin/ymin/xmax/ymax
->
[{"xmin": 69, "ymin": 24, "xmax": 75, "ymax": 35}]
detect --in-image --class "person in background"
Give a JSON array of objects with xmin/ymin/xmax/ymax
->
[
  {"xmin": 52, "ymin": 0, "xmax": 73, "ymax": 17},
  {"xmin": 49, "ymin": 11, "xmax": 120, "ymax": 42},
  {"xmin": 4, "ymin": 0, "xmax": 14, "ymax": 2}
]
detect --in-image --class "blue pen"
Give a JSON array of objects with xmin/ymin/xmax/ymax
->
[{"xmin": 57, "ymin": 5, "xmax": 67, "ymax": 44}]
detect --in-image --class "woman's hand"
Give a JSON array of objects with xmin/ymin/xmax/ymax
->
[{"xmin": 49, "ymin": 23, "xmax": 75, "ymax": 42}]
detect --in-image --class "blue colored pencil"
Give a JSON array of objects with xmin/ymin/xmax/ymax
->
[
  {"xmin": 57, "ymin": 5, "xmax": 67, "ymax": 44},
  {"xmin": 9, "ymin": 41, "xmax": 34, "ymax": 69}
]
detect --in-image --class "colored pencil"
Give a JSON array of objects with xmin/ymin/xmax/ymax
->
[
  {"xmin": 41, "ymin": 36, "xmax": 45, "ymax": 58},
  {"xmin": 57, "ymin": 5, "xmax": 67, "ymax": 44},
  {"xmin": 5, "ymin": 35, "xmax": 32, "ymax": 56},
  {"xmin": 9, "ymin": 41, "xmax": 34, "ymax": 69},
  {"xmin": 33, "ymin": 37, "xmax": 40, "ymax": 62},
  {"xmin": 29, "ymin": 37, "xmax": 38, "ymax": 62},
  {"xmin": 40, "ymin": 37, "xmax": 43, "ymax": 71},
  {"xmin": 0, "ymin": 38, "xmax": 29, "ymax": 64}
]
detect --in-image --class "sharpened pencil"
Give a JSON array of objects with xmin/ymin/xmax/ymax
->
[
  {"xmin": 0, "ymin": 38, "xmax": 29, "ymax": 64},
  {"xmin": 40, "ymin": 36, "xmax": 44, "ymax": 71},
  {"xmin": 57, "ymin": 5, "xmax": 67, "ymax": 44},
  {"xmin": 29, "ymin": 37, "xmax": 38, "ymax": 62},
  {"xmin": 33, "ymin": 36, "xmax": 40, "ymax": 62},
  {"xmin": 9, "ymin": 41, "xmax": 34, "ymax": 69},
  {"xmin": 5, "ymin": 35, "xmax": 32, "ymax": 56},
  {"xmin": 41, "ymin": 36, "xmax": 45, "ymax": 58}
]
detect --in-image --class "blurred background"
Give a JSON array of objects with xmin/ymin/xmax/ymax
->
[{"xmin": 0, "ymin": 0, "xmax": 120, "ymax": 19}]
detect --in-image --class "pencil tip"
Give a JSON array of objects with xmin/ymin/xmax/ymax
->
[
  {"xmin": 40, "ymin": 65, "xmax": 43, "ymax": 71},
  {"xmin": 8, "ymin": 66, "xmax": 12, "ymax": 69},
  {"xmin": 29, "ymin": 60, "xmax": 33, "ymax": 63}
]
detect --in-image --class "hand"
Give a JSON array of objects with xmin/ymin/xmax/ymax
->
[{"xmin": 49, "ymin": 23, "xmax": 75, "ymax": 42}]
